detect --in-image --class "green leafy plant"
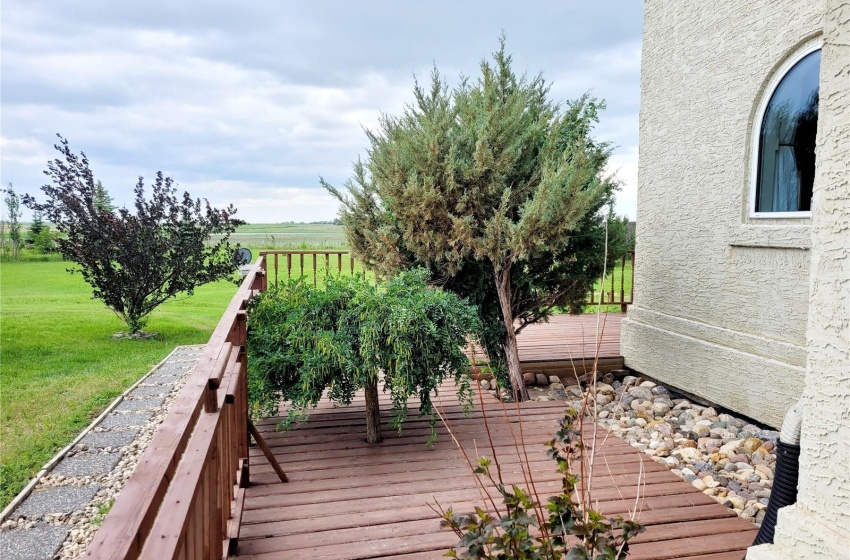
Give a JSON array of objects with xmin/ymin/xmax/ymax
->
[
  {"xmin": 437, "ymin": 406, "xmax": 644, "ymax": 559},
  {"xmin": 91, "ymin": 498, "xmax": 115, "ymax": 527},
  {"xmin": 247, "ymin": 269, "xmax": 480, "ymax": 443}
]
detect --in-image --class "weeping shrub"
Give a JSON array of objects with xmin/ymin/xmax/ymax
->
[{"xmin": 247, "ymin": 269, "xmax": 480, "ymax": 443}]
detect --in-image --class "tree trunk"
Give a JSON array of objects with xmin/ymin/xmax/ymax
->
[
  {"xmin": 494, "ymin": 265, "xmax": 528, "ymax": 401},
  {"xmin": 364, "ymin": 375, "xmax": 383, "ymax": 443}
]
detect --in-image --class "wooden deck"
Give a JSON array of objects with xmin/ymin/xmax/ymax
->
[
  {"xmin": 478, "ymin": 312, "xmax": 625, "ymax": 377},
  {"xmin": 234, "ymin": 315, "xmax": 757, "ymax": 560},
  {"xmin": 237, "ymin": 390, "xmax": 757, "ymax": 559}
]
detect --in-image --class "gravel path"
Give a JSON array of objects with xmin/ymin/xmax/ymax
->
[
  {"xmin": 484, "ymin": 371, "xmax": 778, "ymax": 526},
  {"xmin": 0, "ymin": 345, "xmax": 203, "ymax": 560}
]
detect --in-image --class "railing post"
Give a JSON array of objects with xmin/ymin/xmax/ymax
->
[
  {"xmin": 258, "ymin": 256, "xmax": 268, "ymax": 292},
  {"xmin": 232, "ymin": 311, "xmax": 247, "ymax": 346}
]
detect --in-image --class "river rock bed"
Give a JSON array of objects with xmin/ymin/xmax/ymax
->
[
  {"xmin": 481, "ymin": 372, "xmax": 778, "ymax": 525},
  {"xmin": 0, "ymin": 346, "xmax": 202, "ymax": 560}
]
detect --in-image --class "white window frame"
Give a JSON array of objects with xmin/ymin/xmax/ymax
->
[{"xmin": 748, "ymin": 41, "xmax": 822, "ymax": 219}]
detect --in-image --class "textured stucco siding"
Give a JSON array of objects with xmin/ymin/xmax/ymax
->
[
  {"xmin": 622, "ymin": 314, "xmax": 805, "ymax": 427},
  {"xmin": 623, "ymin": 0, "xmax": 824, "ymax": 425},
  {"xmin": 749, "ymin": 1, "xmax": 850, "ymax": 557}
]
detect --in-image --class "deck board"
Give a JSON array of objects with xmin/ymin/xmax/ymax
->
[
  {"xmin": 485, "ymin": 313, "xmax": 625, "ymax": 376},
  {"xmin": 234, "ymin": 313, "xmax": 757, "ymax": 559}
]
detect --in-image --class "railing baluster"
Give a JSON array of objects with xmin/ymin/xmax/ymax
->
[{"xmin": 620, "ymin": 253, "xmax": 627, "ymax": 313}]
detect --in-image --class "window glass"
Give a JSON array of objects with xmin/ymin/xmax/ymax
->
[{"xmin": 756, "ymin": 49, "xmax": 820, "ymax": 213}]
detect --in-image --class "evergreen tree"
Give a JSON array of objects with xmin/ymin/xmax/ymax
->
[
  {"xmin": 27, "ymin": 210, "xmax": 45, "ymax": 244},
  {"xmin": 324, "ymin": 39, "xmax": 618, "ymax": 399},
  {"xmin": 92, "ymin": 180, "xmax": 115, "ymax": 213}
]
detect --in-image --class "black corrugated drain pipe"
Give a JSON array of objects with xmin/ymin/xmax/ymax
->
[{"xmin": 748, "ymin": 400, "xmax": 803, "ymax": 554}]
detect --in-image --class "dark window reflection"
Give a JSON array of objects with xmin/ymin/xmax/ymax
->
[{"xmin": 756, "ymin": 50, "xmax": 820, "ymax": 213}]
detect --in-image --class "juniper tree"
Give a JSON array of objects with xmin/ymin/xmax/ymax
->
[
  {"xmin": 324, "ymin": 40, "xmax": 618, "ymax": 400},
  {"xmin": 24, "ymin": 136, "xmax": 240, "ymax": 334}
]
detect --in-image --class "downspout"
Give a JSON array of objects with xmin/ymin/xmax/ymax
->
[{"xmin": 750, "ymin": 400, "xmax": 803, "ymax": 547}]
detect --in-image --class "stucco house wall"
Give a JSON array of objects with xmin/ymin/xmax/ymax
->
[
  {"xmin": 621, "ymin": 0, "xmax": 824, "ymax": 427},
  {"xmin": 625, "ymin": 0, "xmax": 850, "ymax": 557}
]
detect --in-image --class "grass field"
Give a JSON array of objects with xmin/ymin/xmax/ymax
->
[
  {"xmin": 214, "ymin": 223, "xmax": 348, "ymax": 250},
  {"xmin": 0, "ymin": 261, "xmax": 238, "ymax": 508}
]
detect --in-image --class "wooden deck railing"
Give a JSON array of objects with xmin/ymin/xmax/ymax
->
[
  {"xmin": 258, "ymin": 249, "xmax": 635, "ymax": 311},
  {"xmin": 587, "ymin": 250, "xmax": 635, "ymax": 313},
  {"xmin": 86, "ymin": 259, "xmax": 268, "ymax": 560},
  {"xmin": 259, "ymin": 250, "xmax": 357, "ymax": 288}
]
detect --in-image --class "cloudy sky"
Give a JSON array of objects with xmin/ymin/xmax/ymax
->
[{"xmin": 1, "ymin": 1, "xmax": 644, "ymax": 223}]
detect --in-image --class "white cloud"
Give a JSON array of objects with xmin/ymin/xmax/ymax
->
[
  {"xmin": 606, "ymin": 149, "xmax": 638, "ymax": 220},
  {"xmin": 1, "ymin": 1, "xmax": 643, "ymax": 223}
]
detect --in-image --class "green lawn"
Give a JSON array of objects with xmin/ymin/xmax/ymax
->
[{"xmin": 0, "ymin": 260, "xmax": 237, "ymax": 508}]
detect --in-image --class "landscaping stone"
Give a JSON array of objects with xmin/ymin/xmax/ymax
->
[
  {"xmin": 525, "ymin": 373, "xmax": 778, "ymax": 527},
  {"xmin": 78, "ymin": 430, "xmax": 139, "ymax": 449},
  {"xmin": 14, "ymin": 486, "xmax": 102, "ymax": 517},
  {"xmin": 98, "ymin": 412, "xmax": 153, "ymax": 428},
  {"xmin": 52, "ymin": 453, "xmax": 121, "ymax": 478},
  {"xmin": 127, "ymin": 385, "xmax": 170, "ymax": 397},
  {"xmin": 143, "ymin": 372, "xmax": 183, "ymax": 385},
  {"xmin": 115, "ymin": 396, "xmax": 166, "ymax": 412},
  {"xmin": 0, "ymin": 525, "xmax": 72, "ymax": 560},
  {"xmin": 628, "ymin": 386, "xmax": 653, "ymax": 401}
]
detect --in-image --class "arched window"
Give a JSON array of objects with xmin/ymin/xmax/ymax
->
[{"xmin": 753, "ymin": 48, "xmax": 821, "ymax": 215}]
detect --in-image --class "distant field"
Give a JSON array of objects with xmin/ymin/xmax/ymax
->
[{"xmin": 212, "ymin": 223, "xmax": 348, "ymax": 250}]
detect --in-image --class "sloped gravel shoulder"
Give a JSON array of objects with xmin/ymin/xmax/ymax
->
[{"xmin": 0, "ymin": 345, "xmax": 203, "ymax": 560}]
